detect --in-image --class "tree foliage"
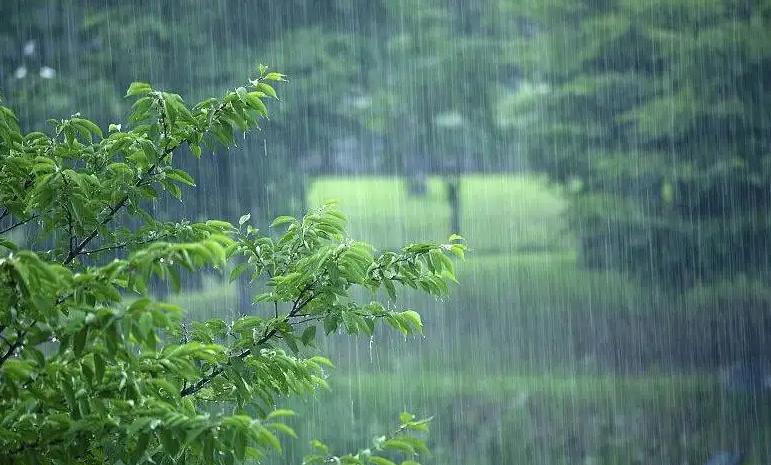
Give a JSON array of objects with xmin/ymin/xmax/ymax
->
[
  {"xmin": 0, "ymin": 67, "xmax": 465, "ymax": 464},
  {"xmin": 506, "ymin": 0, "xmax": 771, "ymax": 288}
]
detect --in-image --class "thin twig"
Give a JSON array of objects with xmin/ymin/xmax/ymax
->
[
  {"xmin": 180, "ymin": 282, "xmax": 318, "ymax": 397},
  {"xmin": 293, "ymin": 316, "xmax": 323, "ymax": 325},
  {"xmin": 79, "ymin": 234, "xmax": 167, "ymax": 256},
  {"xmin": 63, "ymin": 98, "xmax": 230, "ymax": 265},
  {"xmin": 0, "ymin": 215, "xmax": 37, "ymax": 235},
  {"xmin": 0, "ymin": 327, "xmax": 29, "ymax": 368}
]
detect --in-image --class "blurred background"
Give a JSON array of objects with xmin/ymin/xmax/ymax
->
[{"xmin": 2, "ymin": 1, "xmax": 770, "ymax": 463}]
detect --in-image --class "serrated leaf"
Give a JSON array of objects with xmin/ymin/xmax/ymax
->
[
  {"xmin": 266, "ymin": 409, "xmax": 295, "ymax": 420},
  {"xmin": 230, "ymin": 263, "xmax": 249, "ymax": 282},
  {"xmin": 301, "ymin": 325, "xmax": 317, "ymax": 345},
  {"xmin": 368, "ymin": 457, "xmax": 396, "ymax": 465},
  {"xmin": 126, "ymin": 81, "xmax": 152, "ymax": 97},
  {"xmin": 270, "ymin": 215, "xmax": 296, "ymax": 228},
  {"xmin": 0, "ymin": 238, "xmax": 18, "ymax": 251},
  {"xmin": 256, "ymin": 83, "xmax": 278, "ymax": 99},
  {"xmin": 73, "ymin": 326, "xmax": 89, "ymax": 357}
]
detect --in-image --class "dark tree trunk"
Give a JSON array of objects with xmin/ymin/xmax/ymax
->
[{"xmin": 446, "ymin": 177, "xmax": 461, "ymax": 235}]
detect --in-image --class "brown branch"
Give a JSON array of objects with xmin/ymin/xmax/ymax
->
[
  {"xmin": 0, "ymin": 328, "xmax": 28, "ymax": 368},
  {"xmin": 78, "ymin": 233, "xmax": 168, "ymax": 256},
  {"xmin": 0, "ymin": 215, "xmax": 37, "ymax": 235},
  {"xmin": 64, "ymin": 195, "xmax": 130, "ymax": 264},
  {"xmin": 180, "ymin": 281, "xmax": 318, "ymax": 397},
  {"xmin": 179, "ymin": 325, "xmax": 275, "ymax": 397},
  {"xmin": 62, "ymin": 153, "xmax": 169, "ymax": 265},
  {"xmin": 293, "ymin": 316, "xmax": 323, "ymax": 325},
  {"xmin": 63, "ymin": 97, "xmax": 230, "ymax": 265},
  {"xmin": 79, "ymin": 240, "xmax": 132, "ymax": 256}
]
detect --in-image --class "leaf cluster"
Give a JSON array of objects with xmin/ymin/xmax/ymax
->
[{"xmin": 0, "ymin": 66, "xmax": 463, "ymax": 465}]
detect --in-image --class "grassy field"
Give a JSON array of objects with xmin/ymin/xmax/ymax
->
[
  {"xmin": 307, "ymin": 174, "xmax": 573, "ymax": 253},
  {"xmin": 269, "ymin": 373, "xmax": 770, "ymax": 465}
]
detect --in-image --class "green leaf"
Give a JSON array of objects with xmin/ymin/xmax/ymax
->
[
  {"xmin": 236, "ymin": 86, "xmax": 249, "ymax": 105},
  {"xmin": 1, "ymin": 359, "xmax": 34, "ymax": 380},
  {"xmin": 383, "ymin": 439, "xmax": 414, "ymax": 454},
  {"xmin": 167, "ymin": 169, "xmax": 196, "ymax": 186},
  {"xmin": 368, "ymin": 457, "xmax": 396, "ymax": 465},
  {"xmin": 94, "ymin": 353, "xmax": 106, "ymax": 382},
  {"xmin": 308, "ymin": 355, "xmax": 334, "ymax": 368},
  {"xmin": 256, "ymin": 82, "xmax": 278, "ymax": 99},
  {"xmin": 73, "ymin": 326, "xmax": 89, "ymax": 357},
  {"xmin": 270, "ymin": 215, "xmax": 296, "ymax": 228},
  {"xmin": 301, "ymin": 325, "xmax": 317, "ymax": 346},
  {"xmin": 72, "ymin": 117, "xmax": 103, "ymax": 138},
  {"xmin": 191, "ymin": 143, "xmax": 202, "ymax": 158},
  {"xmin": 0, "ymin": 238, "xmax": 18, "ymax": 251},
  {"xmin": 126, "ymin": 81, "xmax": 152, "ymax": 97},
  {"xmin": 230, "ymin": 263, "xmax": 249, "ymax": 282},
  {"xmin": 383, "ymin": 279, "xmax": 396, "ymax": 300},
  {"xmin": 264, "ymin": 72, "xmax": 287, "ymax": 82},
  {"xmin": 399, "ymin": 310, "xmax": 423, "ymax": 334},
  {"xmin": 266, "ymin": 409, "xmax": 295, "ymax": 420}
]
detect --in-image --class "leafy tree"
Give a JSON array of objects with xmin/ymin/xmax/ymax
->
[
  {"xmin": 505, "ymin": 0, "xmax": 771, "ymax": 288},
  {"xmin": 358, "ymin": 0, "xmax": 512, "ymax": 235},
  {"xmin": 0, "ymin": 67, "xmax": 465, "ymax": 464}
]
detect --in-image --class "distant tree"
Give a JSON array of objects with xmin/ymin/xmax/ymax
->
[
  {"xmin": 363, "ymin": 0, "xmax": 512, "ymax": 235},
  {"xmin": 506, "ymin": 0, "xmax": 771, "ymax": 288},
  {"xmin": 0, "ymin": 0, "xmax": 374, "ymax": 222},
  {"xmin": 0, "ymin": 68, "xmax": 465, "ymax": 464},
  {"xmin": 1, "ymin": 1, "xmax": 522, "ymax": 238}
]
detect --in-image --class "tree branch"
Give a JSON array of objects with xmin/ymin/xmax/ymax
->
[
  {"xmin": 78, "ymin": 234, "xmax": 168, "ymax": 256},
  {"xmin": 0, "ymin": 328, "xmax": 28, "ymax": 369},
  {"xmin": 180, "ymin": 282, "xmax": 318, "ymax": 397},
  {"xmin": 64, "ymin": 195, "xmax": 130, "ymax": 264},
  {"xmin": 0, "ymin": 215, "xmax": 37, "ymax": 235},
  {"xmin": 62, "ymin": 153, "xmax": 170, "ymax": 265},
  {"xmin": 63, "ymin": 97, "xmax": 230, "ymax": 265},
  {"xmin": 293, "ymin": 316, "xmax": 323, "ymax": 325}
]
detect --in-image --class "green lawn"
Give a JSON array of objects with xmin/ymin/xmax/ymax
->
[
  {"xmin": 270, "ymin": 373, "xmax": 770, "ymax": 465},
  {"xmin": 307, "ymin": 174, "xmax": 573, "ymax": 253}
]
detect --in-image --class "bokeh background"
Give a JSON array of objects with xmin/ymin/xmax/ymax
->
[{"xmin": 2, "ymin": 1, "xmax": 770, "ymax": 463}]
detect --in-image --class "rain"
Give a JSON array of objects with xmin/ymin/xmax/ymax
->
[{"xmin": 1, "ymin": 1, "xmax": 769, "ymax": 464}]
